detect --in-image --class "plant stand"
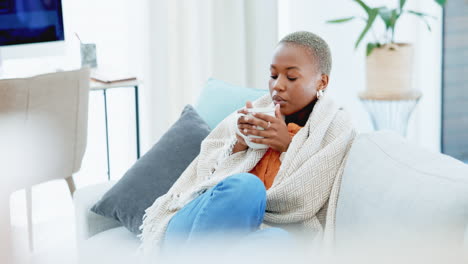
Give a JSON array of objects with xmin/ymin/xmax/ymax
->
[{"xmin": 360, "ymin": 98, "xmax": 420, "ymax": 137}]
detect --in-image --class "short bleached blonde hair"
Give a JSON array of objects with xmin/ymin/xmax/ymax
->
[{"xmin": 279, "ymin": 31, "xmax": 332, "ymax": 76}]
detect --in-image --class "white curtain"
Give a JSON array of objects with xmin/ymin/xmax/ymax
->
[{"xmin": 130, "ymin": 0, "xmax": 278, "ymax": 151}]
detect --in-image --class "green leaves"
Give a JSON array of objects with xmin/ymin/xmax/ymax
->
[
  {"xmin": 378, "ymin": 7, "xmax": 399, "ymax": 30},
  {"xmin": 407, "ymin": 10, "xmax": 437, "ymax": 19},
  {"xmin": 399, "ymin": 0, "xmax": 407, "ymax": 10},
  {"xmin": 366, "ymin": 42, "xmax": 380, "ymax": 56},
  {"xmin": 407, "ymin": 10, "xmax": 437, "ymax": 31},
  {"xmin": 349, "ymin": 0, "xmax": 379, "ymax": 49},
  {"xmin": 355, "ymin": 7, "xmax": 378, "ymax": 49},
  {"xmin": 353, "ymin": 0, "xmax": 371, "ymax": 13},
  {"xmin": 378, "ymin": 7, "xmax": 400, "ymax": 43},
  {"xmin": 325, "ymin": 0, "xmax": 447, "ymax": 54},
  {"xmin": 434, "ymin": 0, "xmax": 446, "ymax": 7},
  {"xmin": 326, "ymin": 17, "xmax": 356, "ymax": 24}
]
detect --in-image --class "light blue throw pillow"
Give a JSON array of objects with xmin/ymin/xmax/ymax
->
[{"xmin": 195, "ymin": 78, "xmax": 268, "ymax": 129}]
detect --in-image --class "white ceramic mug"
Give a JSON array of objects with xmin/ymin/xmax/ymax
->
[{"xmin": 236, "ymin": 107, "xmax": 275, "ymax": 149}]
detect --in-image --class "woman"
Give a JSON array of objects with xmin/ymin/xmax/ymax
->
[{"xmin": 140, "ymin": 31, "xmax": 356, "ymax": 255}]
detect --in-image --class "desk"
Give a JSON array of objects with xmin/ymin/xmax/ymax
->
[{"xmin": 90, "ymin": 80, "xmax": 140, "ymax": 180}]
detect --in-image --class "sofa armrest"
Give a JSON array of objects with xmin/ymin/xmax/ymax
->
[{"xmin": 73, "ymin": 181, "xmax": 122, "ymax": 244}]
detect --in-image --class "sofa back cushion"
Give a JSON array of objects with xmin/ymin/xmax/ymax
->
[
  {"xmin": 195, "ymin": 78, "xmax": 268, "ymax": 129},
  {"xmin": 335, "ymin": 131, "xmax": 468, "ymax": 249}
]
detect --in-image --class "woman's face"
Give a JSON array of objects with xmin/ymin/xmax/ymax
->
[{"xmin": 269, "ymin": 43, "xmax": 326, "ymax": 116}]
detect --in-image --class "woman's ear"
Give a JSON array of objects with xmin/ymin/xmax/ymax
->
[{"xmin": 319, "ymin": 74, "xmax": 329, "ymax": 90}]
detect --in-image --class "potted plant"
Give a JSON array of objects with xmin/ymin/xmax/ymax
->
[{"xmin": 327, "ymin": 0, "xmax": 446, "ymax": 100}]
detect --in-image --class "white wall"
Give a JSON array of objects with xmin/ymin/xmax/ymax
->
[
  {"xmin": 406, "ymin": 0, "xmax": 443, "ymax": 152},
  {"xmin": 277, "ymin": 0, "xmax": 443, "ymax": 152}
]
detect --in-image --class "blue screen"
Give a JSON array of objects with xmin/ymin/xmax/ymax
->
[{"xmin": 0, "ymin": 0, "xmax": 64, "ymax": 46}]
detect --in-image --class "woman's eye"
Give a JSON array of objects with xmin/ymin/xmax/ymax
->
[
  {"xmin": 270, "ymin": 75, "xmax": 278, "ymax": 80},
  {"xmin": 288, "ymin": 77, "xmax": 297, "ymax": 81}
]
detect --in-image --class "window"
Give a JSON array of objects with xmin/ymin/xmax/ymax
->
[{"xmin": 442, "ymin": 0, "xmax": 468, "ymax": 163}]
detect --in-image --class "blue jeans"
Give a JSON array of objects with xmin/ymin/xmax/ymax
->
[{"xmin": 163, "ymin": 173, "xmax": 290, "ymax": 250}]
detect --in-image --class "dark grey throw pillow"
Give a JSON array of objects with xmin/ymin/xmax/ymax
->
[{"xmin": 91, "ymin": 105, "xmax": 211, "ymax": 234}]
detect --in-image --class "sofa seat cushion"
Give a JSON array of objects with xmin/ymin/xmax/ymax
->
[
  {"xmin": 335, "ymin": 131, "xmax": 468, "ymax": 249},
  {"xmin": 79, "ymin": 227, "xmax": 142, "ymax": 263}
]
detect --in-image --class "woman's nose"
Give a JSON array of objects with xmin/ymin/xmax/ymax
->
[{"xmin": 272, "ymin": 77, "xmax": 286, "ymax": 92}]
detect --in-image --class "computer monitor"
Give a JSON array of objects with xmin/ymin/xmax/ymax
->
[{"xmin": 0, "ymin": 0, "xmax": 66, "ymax": 75}]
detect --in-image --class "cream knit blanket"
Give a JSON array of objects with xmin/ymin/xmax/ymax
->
[{"xmin": 139, "ymin": 94, "xmax": 356, "ymax": 254}]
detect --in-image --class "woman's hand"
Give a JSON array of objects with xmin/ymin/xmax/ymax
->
[
  {"xmin": 242, "ymin": 104, "xmax": 291, "ymax": 153},
  {"xmin": 232, "ymin": 101, "xmax": 254, "ymax": 153}
]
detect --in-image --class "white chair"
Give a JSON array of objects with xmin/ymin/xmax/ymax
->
[{"xmin": 0, "ymin": 68, "xmax": 90, "ymax": 259}]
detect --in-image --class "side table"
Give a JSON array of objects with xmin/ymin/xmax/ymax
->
[
  {"xmin": 360, "ymin": 98, "xmax": 420, "ymax": 137},
  {"xmin": 90, "ymin": 80, "xmax": 140, "ymax": 180}
]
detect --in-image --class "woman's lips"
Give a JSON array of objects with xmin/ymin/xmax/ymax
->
[
  {"xmin": 273, "ymin": 95, "xmax": 287, "ymax": 106},
  {"xmin": 274, "ymin": 99, "xmax": 287, "ymax": 106}
]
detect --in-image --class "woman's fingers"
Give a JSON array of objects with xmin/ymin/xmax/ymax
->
[
  {"xmin": 237, "ymin": 114, "xmax": 266, "ymax": 127},
  {"xmin": 238, "ymin": 124, "xmax": 257, "ymax": 130},
  {"xmin": 237, "ymin": 109, "xmax": 248, "ymax": 115},
  {"xmin": 236, "ymin": 133, "xmax": 247, "ymax": 144},
  {"xmin": 252, "ymin": 112, "xmax": 278, "ymax": 123},
  {"xmin": 239, "ymin": 116, "xmax": 269, "ymax": 129},
  {"xmin": 237, "ymin": 114, "xmax": 247, "ymax": 124},
  {"xmin": 238, "ymin": 115, "xmax": 253, "ymax": 125},
  {"xmin": 253, "ymin": 118, "xmax": 270, "ymax": 130},
  {"xmin": 241, "ymin": 127, "xmax": 272, "ymax": 138},
  {"xmin": 249, "ymin": 137, "xmax": 270, "ymax": 145},
  {"xmin": 238, "ymin": 124, "xmax": 257, "ymax": 135}
]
